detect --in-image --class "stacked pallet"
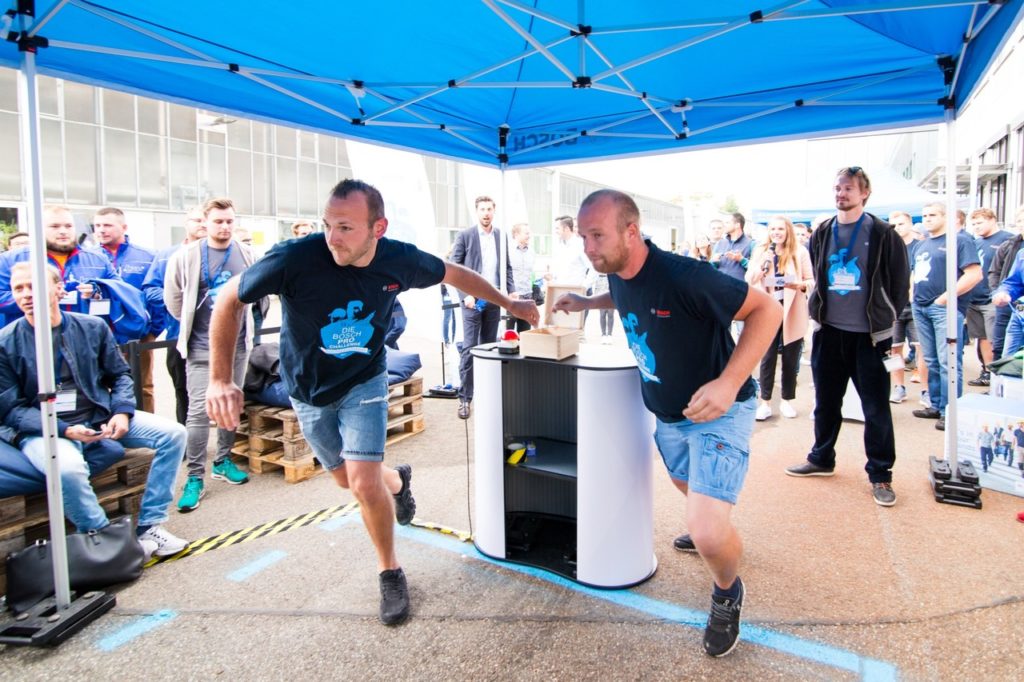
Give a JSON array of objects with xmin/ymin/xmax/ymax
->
[
  {"xmin": 230, "ymin": 376, "xmax": 427, "ymax": 483},
  {"xmin": 0, "ymin": 448, "xmax": 153, "ymax": 595}
]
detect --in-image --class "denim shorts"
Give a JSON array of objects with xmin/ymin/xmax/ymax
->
[
  {"xmin": 289, "ymin": 372, "xmax": 389, "ymax": 468},
  {"xmin": 652, "ymin": 397, "xmax": 756, "ymax": 505}
]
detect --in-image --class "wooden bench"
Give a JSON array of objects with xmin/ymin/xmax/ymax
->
[{"xmin": 0, "ymin": 448, "xmax": 154, "ymax": 595}]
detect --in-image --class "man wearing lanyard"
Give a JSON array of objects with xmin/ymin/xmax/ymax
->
[
  {"xmin": 785, "ymin": 167, "xmax": 910, "ymax": 507},
  {"xmin": 165, "ymin": 198, "xmax": 257, "ymax": 513}
]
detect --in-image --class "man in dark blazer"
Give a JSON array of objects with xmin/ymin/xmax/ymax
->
[{"xmin": 450, "ymin": 195, "xmax": 515, "ymax": 419}]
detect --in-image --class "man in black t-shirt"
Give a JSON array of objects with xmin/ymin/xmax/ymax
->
[
  {"xmin": 204, "ymin": 179, "xmax": 538, "ymax": 628},
  {"xmin": 553, "ymin": 189, "xmax": 780, "ymax": 659}
]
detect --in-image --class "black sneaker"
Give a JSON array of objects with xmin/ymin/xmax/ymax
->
[
  {"xmin": 393, "ymin": 464, "xmax": 416, "ymax": 526},
  {"xmin": 784, "ymin": 461, "xmax": 835, "ymax": 477},
  {"xmin": 673, "ymin": 533, "xmax": 697, "ymax": 553},
  {"xmin": 872, "ymin": 482, "xmax": 897, "ymax": 507},
  {"xmin": 912, "ymin": 406, "xmax": 941, "ymax": 419},
  {"xmin": 967, "ymin": 371, "xmax": 990, "ymax": 387},
  {"xmin": 703, "ymin": 578, "xmax": 744, "ymax": 657},
  {"xmin": 379, "ymin": 568, "xmax": 410, "ymax": 625},
  {"xmin": 935, "ymin": 417, "xmax": 945, "ymax": 431}
]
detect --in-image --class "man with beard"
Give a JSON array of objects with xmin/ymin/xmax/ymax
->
[
  {"xmin": 552, "ymin": 189, "xmax": 780, "ymax": 658},
  {"xmin": 0, "ymin": 205, "xmax": 120, "ymax": 327}
]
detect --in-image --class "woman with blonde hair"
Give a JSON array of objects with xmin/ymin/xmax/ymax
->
[{"xmin": 747, "ymin": 215, "xmax": 815, "ymax": 420}]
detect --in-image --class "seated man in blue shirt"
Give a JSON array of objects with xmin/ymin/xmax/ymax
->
[
  {"xmin": 0, "ymin": 262, "xmax": 189, "ymax": 559},
  {"xmin": 553, "ymin": 190, "xmax": 781, "ymax": 658},
  {"xmin": 205, "ymin": 179, "xmax": 539, "ymax": 627}
]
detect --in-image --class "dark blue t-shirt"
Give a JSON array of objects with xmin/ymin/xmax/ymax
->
[
  {"xmin": 910, "ymin": 231, "xmax": 980, "ymax": 315},
  {"xmin": 969, "ymin": 230, "xmax": 1012, "ymax": 303},
  {"xmin": 608, "ymin": 241, "xmax": 755, "ymax": 423},
  {"xmin": 238, "ymin": 235, "xmax": 446, "ymax": 406}
]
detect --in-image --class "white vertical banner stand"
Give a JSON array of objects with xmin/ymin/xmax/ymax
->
[
  {"xmin": 16, "ymin": 18, "xmax": 72, "ymax": 611},
  {"xmin": 943, "ymin": 108, "xmax": 959, "ymax": 467}
]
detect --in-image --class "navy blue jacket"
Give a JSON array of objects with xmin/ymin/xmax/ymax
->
[
  {"xmin": 97, "ymin": 237, "xmax": 163, "ymax": 336},
  {"xmin": 0, "ymin": 312, "xmax": 136, "ymax": 439}
]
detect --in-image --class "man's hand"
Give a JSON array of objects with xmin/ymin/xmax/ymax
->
[
  {"xmin": 464, "ymin": 295, "xmax": 476, "ymax": 309},
  {"xmin": 63, "ymin": 423, "xmax": 105, "ymax": 443},
  {"xmin": 683, "ymin": 377, "xmax": 741, "ymax": 423},
  {"xmin": 507, "ymin": 299, "xmax": 540, "ymax": 327},
  {"xmin": 934, "ymin": 294, "xmax": 947, "ymax": 306},
  {"xmin": 551, "ymin": 293, "xmax": 588, "ymax": 314},
  {"xmin": 993, "ymin": 291, "xmax": 1011, "ymax": 306},
  {"xmin": 75, "ymin": 283, "xmax": 95, "ymax": 299},
  {"xmin": 100, "ymin": 413, "xmax": 130, "ymax": 440},
  {"xmin": 207, "ymin": 380, "xmax": 244, "ymax": 430},
  {"xmin": 727, "ymin": 251, "xmax": 743, "ymax": 262}
]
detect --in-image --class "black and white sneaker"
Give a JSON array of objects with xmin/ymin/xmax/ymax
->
[
  {"xmin": 379, "ymin": 567, "xmax": 410, "ymax": 625},
  {"xmin": 672, "ymin": 533, "xmax": 697, "ymax": 553},
  {"xmin": 703, "ymin": 578, "xmax": 745, "ymax": 658},
  {"xmin": 393, "ymin": 464, "xmax": 416, "ymax": 526}
]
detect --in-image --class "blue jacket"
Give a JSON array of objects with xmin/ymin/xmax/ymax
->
[
  {"xmin": 142, "ymin": 243, "xmax": 182, "ymax": 339},
  {"xmin": 997, "ymin": 249, "xmax": 1024, "ymax": 304},
  {"xmin": 0, "ymin": 247, "xmax": 120, "ymax": 325},
  {"xmin": 97, "ymin": 238, "xmax": 163, "ymax": 336},
  {"xmin": 0, "ymin": 312, "xmax": 136, "ymax": 440}
]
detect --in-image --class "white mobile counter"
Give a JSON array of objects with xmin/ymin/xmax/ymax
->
[{"xmin": 471, "ymin": 344, "xmax": 657, "ymax": 588}]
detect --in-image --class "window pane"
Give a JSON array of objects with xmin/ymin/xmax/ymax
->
[
  {"xmin": 275, "ymin": 126, "xmax": 295, "ymax": 158},
  {"xmin": 138, "ymin": 98, "xmax": 167, "ymax": 135},
  {"xmin": 253, "ymin": 153, "xmax": 271, "ymax": 215},
  {"xmin": 38, "ymin": 76, "xmax": 59, "ymax": 116},
  {"xmin": 337, "ymin": 139, "xmax": 351, "ymax": 172},
  {"xmin": 317, "ymin": 135, "xmax": 335, "ymax": 165},
  {"xmin": 170, "ymin": 139, "xmax": 198, "ymax": 210},
  {"xmin": 169, "ymin": 103, "xmax": 196, "ymax": 140},
  {"xmin": 228, "ymin": 149, "xmax": 253, "ymax": 215},
  {"xmin": 298, "ymin": 161, "xmax": 318, "ymax": 215},
  {"xmin": 138, "ymin": 134, "xmax": 169, "ymax": 208},
  {"xmin": 103, "ymin": 128, "xmax": 137, "ymax": 204},
  {"xmin": 64, "ymin": 81, "xmax": 96, "ymax": 123},
  {"xmin": 65, "ymin": 123, "xmax": 98, "ymax": 203},
  {"xmin": 227, "ymin": 119, "xmax": 251, "ymax": 150},
  {"xmin": 252, "ymin": 121, "xmax": 270, "ymax": 153},
  {"xmin": 298, "ymin": 131, "xmax": 316, "ymax": 160},
  {"xmin": 0, "ymin": 112, "xmax": 20, "ymax": 198},
  {"xmin": 41, "ymin": 118, "xmax": 63, "ymax": 201},
  {"xmin": 275, "ymin": 157, "xmax": 296, "ymax": 215},
  {"xmin": 200, "ymin": 143, "xmax": 226, "ymax": 201},
  {"xmin": 102, "ymin": 89, "xmax": 135, "ymax": 130},
  {"xmin": 0, "ymin": 68, "xmax": 17, "ymax": 113},
  {"xmin": 318, "ymin": 164, "xmax": 337, "ymax": 207}
]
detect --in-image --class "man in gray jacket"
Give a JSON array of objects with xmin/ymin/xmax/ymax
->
[{"xmin": 165, "ymin": 197, "xmax": 257, "ymax": 512}]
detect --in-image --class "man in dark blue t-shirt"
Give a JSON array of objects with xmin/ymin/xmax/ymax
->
[
  {"xmin": 204, "ymin": 179, "xmax": 538, "ymax": 628},
  {"xmin": 965, "ymin": 208, "xmax": 1012, "ymax": 386},
  {"xmin": 909, "ymin": 201, "xmax": 981, "ymax": 429},
  {"xmin": 552, "ymin": 190, "xmax": 780, "ymax": 659}
]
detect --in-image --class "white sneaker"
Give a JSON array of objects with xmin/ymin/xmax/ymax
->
[
  {"xmin": 140, "ymin": 539, "xmax": 159, "ymax": 562},
  {"xmin": 138, "ymin": 525, "xmax": 189, "ymax": 557},
  {"xmin": 755, "ymin": 403, "xmax": 772, "ymax": 421},
  {"xmin": 779, "ymin": 400, "xmax": 797, "ymax": 418},
  {"xmin": 919, "ymin": 391, "xmax": 931, "ymax": 408}
]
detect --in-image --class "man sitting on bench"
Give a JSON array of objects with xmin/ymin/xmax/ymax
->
[{"xmin": 0, "ymin": 262, "xmax": 189, "ymax": 559}]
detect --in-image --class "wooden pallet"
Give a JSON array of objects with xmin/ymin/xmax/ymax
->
[
  {"xmin": 230, "ymin": 441, "xmax": 323, "ymax": 484},
  {"xmin": 386, "ymin": 377, "xmax": 425, "ymax": 446},
  {"xmin": 0, "ymin": 449, "xmax": 153, "ymax": 595}
]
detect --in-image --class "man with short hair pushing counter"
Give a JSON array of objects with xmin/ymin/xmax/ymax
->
[{"xmin": 205, "ymin": 179, "xmax": 539, "ymax": 626}]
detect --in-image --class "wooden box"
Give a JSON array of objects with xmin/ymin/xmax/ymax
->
[{"xmin": 519, "ymin": 326, "xmax": 580, "ymax": 360}]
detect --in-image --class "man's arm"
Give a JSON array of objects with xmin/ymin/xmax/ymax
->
[
  {"xmin": 551, "ymin": 291, "xmax": 615, "ymax": 313},
  {"xmin": 443, "ymin": 262, "xmax": 539, "ymax": 326},
  {"xmin": 683, "ymin": 286, "xmax": 781, "ymax": 423},
  {"xmin": 0, "ymin": 253, "xmax": 21, "ymax": 322},
  {"xmin": 205, "ymin": 275, "xmax": 247, "ymax": 429},
  {"xmin": 935, "ymin": 264, "xmax": 982, "ymax": 305}
]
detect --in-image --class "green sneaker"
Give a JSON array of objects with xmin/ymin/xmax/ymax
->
[
  {"xmin": 177, "ymin": 476, "xmax": 205, "ymax": 513},
  {"xmin": 211, "ymin": 458, "xmax": 249, "ymax": 485}
]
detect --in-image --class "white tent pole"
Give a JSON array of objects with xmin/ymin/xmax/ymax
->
[
  {"xmin": 17, "ymin": 21, "xmax": 72, "ymax": 609},
  {"xmin": 943, "ymin": 106, "xmax": 958, "ymax": 465}
]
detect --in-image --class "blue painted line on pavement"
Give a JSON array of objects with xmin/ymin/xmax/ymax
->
[
  {"xmin": 318, "ymin": 513, "xmax": 359, "ymax": 532},
  {"xmin": 226, "ymin": 550, "xmax": 288, "ymax": 582},
  {"xmin": 397, "ymin": 526, "xmax": 899, "ymax": 681},
  {"xmin": 97, "ymin": 609, "xmax": 177, "ymax": 651}
]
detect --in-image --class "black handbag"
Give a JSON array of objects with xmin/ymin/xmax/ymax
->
[{"xmin": 4, "ymin": 516, "xmax": 145, "ymax": 613}]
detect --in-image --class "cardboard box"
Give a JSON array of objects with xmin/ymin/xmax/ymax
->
[
  {"xmin": 519, "ymin": 284, "xmax": 586, "ymax": 360},
  {"xmin": 520, "ymin": 326, "xmax": 580, "ymax": 360},
  {"xmin": 956, "ymin": 393, "xmax": 1024, "ymax": 498}
]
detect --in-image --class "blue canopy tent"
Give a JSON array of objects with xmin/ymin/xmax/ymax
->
[{"xmin": 0, "ymin": 0, "xmax": 1021, "ymax": 631}]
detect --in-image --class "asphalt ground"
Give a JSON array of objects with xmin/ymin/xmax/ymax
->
[{"xmin": 1, "ymin": 315, "xmax": 1022, "ymax": 681}]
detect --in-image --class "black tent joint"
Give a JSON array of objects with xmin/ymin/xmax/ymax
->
[
  {"xmin": 16, "ymin": 0, "xmax": 34, "ymax": 18},
  {"xmin": 17, "ymin": 31, "xmax": 46, "ymax": 52},
  {"xmin": 676, "ymin": 132, "xmax": 687, "ymax": 140},
  {"xmin": 573, "ymin": 76, "xmax": 592, "ymax": 88},
  {"xmin": 570, "ymin": 24, "xmax": 592, "ymax": 37},
  {"xmin": 438, "ymin": 124, "xmax": 446, "ymax": 131},
  {"xmin": 498, "ymin": 153, "xmax": 509, "ymax": 164},
  {"xmin": 228, "ymin": 63, "xmax": 240, "ymax": 73},
  {"xmin": 350, "ymin": 118, "xmax": 364, "ymax": 125},
  {"xmin": 447, "ymin": 79, "xmax": 457, "ymax": 88},
  {"xmin": 750, "ymin": 10, "xmax": 764, "ymax": 23},
  {"xmin": 938, "ymin": 95, "xmax": 956, "ymax": 110},
  {"xmin": 795, "ymin": 99, "xmax": 805, "ymax": 107},
  {"xmin": 937, "ymin": 55, "xmax": 956, "ymax": 85},
  {"xmin": 498, "ymin": 124, "xmax": 510, "ymax": 150}
]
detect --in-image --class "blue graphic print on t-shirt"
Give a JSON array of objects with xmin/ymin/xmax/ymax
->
[
  {"xmin": 621, "ymin": 312, "xmax": 661, "ymax": 384},
  {"xmin": 319, "ymin": 301, "xmax": 376, "ymax": 357}
]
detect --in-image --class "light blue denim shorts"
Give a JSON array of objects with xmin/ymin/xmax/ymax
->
[
  {"xmin": 652, "ymin": 396, "xmax": 756, "ymax": 505},
  {"xmin": 289, "ymin": 372, "xmax": 389, "ymax": 468}
]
